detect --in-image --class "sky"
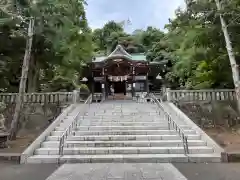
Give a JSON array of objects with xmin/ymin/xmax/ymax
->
[{"xmin": 85, "ymin": 0, "xmax": 185, "ymax": 32}]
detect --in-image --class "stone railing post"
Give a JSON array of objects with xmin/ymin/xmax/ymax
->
[
  {"xmin": 235, "ymin": 84, "xmax": 240, "ymax": 113},
  {"xmin": 166, "ymin": 88, "xmax": 172, "ymax": 101},
  {"xmin": 72, "ymin": 90, "xmax": 79, "ymax": 104}
]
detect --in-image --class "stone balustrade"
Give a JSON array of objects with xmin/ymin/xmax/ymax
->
[
  {"xmin": 0, "ymin": 91, "xmax": 89, "ymax": 104},
  {"xmin": 164, "ymin": 89, "xmax": 236, "ymax": 102}
]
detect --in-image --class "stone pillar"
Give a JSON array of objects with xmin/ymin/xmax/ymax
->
[
  {"xmin": 235, "ymin": 82, "xmax": 240, "ymax": 113},
  {"xmin": 72, "ymin": 90, "xmax": 79, "ymax": 104},
  {"xmin": 0, "ymin": 114, "xmax": 6, "ymax": 132},
  {"xmin": 166, "ymin": 88, "xmax": 171, "ymax": 101}
]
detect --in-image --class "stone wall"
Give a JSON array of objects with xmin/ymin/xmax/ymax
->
[
  {"xmin": 176, "ymin": 100, "xmax": 240, "ymax": 128},
  {"xmin": 1, "ymin": 103, "xmax": 64, "ymax": 136},
  {"xmin": 0, "ymin": 91, "xmax": 90, "ymax": 137}
]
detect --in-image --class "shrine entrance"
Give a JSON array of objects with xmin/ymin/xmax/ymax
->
[
  {"xmin": 107, "ymin": 75, "xmax": 128, "ymax": 99},
  {"xmin": 107, "ymin": 80, "xmax": 127, "ymax": 100},
  {"xmin": 113, "ymin": 81, "xmax": 126, "ymax": 94}
]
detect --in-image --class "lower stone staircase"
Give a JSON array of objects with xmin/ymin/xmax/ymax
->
[{"xmin": 25, "ymin": 100, "xmax": 221, "ymax": 163}]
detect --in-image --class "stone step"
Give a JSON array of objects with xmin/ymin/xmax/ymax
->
[
  {"xmin": 25, "ymin": 101, "xmax": 222, "ymax": 164},
  {"xmin": 79, "ymin": 119, "xmax": 163, "ymax": 122},
  {"xmin": 66, "ymin": 134, "xmax": 200, "ymax": 141},
  {"xmin": 73, "ymin": 125, "xmax": 192, "ymax": 131},
  {"xmin": 83, "ymin": 112, "xmax": 160, "ymax": 114},
  {"xmin": 58, "ymin": 119, "xmax": 175, "ymax": 124},
  {"xmin": 42, "ymin": 140, "xmax": 206, "ymax": 148},
  {"xmin": 79, "ymin": 122, "xmax": 169, "ymax": 126},
  {"xmin": 81, "ymin": 112, "xmax": 160, "ymax": 115},
  {"xmin": 52, "ymin": 132, "xmax": 191, "ymax": 140},
  {"xmin": 54, "ymin": 127, "xmax": 165, "ymax": 133},
  {"xmin": 27, "ymin": 155, "xmax": 60, "ymax": 163},
  {"xmin": 52, "ymin": 129, "xmax": 196, "ymax": 136},
  {"xmin": 35, "ymin": 146, "xmax": 213, "ymax": 155},
  {"xmin": 92, "ymin": 114, "xmax": 161, "ymax": 116},
  {"xmin": 78, "ymin": 121, "xmax": 186, "ymax": 126},
  {"xmin": 84, "ymin": 115, "xmax": 162, "ymax": 117},
  {"xmin": 80, "ymin": 120, "xmax": 183, "ymax": 124},
  {"xmin": 72, "ymin": 130, "xmax": 196, "ymax": 136},
  {"xmin": 52, "ymin": 128, "xmax": 196, "ymax": 136},
  {"xmin": 54, "ymin": 126, "xmax": 190, "ymax": 133},
  {"xmin": 26, "ymin": 154, "xmax": 221, "ymax": 163}
]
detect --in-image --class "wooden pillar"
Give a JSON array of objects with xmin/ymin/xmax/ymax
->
[
  {"xmin": 105, "ymin": 76, "xmax": 109, "ymax": 98},
  {"xmin": 146, "ymin": 73, "xmax": 149, "ymax": 93},
  {"xmin": 91, "ymin": 80, "xmax": 95, "ymax": 94},
  {"xmin": 132, "ymin": 66, "xmax": 136, "ymax": 97},
  {"xmin": 91, "ymin": 71, "xmax": 95, "ymax": 95},
  {"xmin": 101, "ymin": 68, "xmax": 106, "ymax": 100}
]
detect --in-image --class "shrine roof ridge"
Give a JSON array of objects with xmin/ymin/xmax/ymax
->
[{"xmin": 92, "ymin": 45, "xmax": 147, "ymax": 63}]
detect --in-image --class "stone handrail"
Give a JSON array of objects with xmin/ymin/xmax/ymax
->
[
  {"xmin": 150, "ymin": 93, "xmax": 189, "ymax": 154},
  {"xmin": 58, "ymin": 94, "xmax": 93, "ymax": 160}
]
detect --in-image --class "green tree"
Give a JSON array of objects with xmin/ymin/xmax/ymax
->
[
  {"xmin": 162, "ymin": 1, "xmax": 236, "ymax": 89},
  {"xmin": 1, "ymin": 0, "xmax": 93, "ymax": 139}
]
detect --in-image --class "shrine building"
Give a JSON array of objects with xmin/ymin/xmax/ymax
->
[{"xmin": 82, "ymin": 45, "xmax": 167, "ymax": 100}]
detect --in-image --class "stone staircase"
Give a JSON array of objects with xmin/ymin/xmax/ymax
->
[{"xmin": 25, "ymin": 101, "xmax": 221, "ymax": 163}]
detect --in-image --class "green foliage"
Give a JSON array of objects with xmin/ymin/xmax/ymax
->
[
  {"xmin": 0, "ymin": 0, "xmax": 93, "ymax": 92},
  {"xmin": 92, "ymin": 23, "xmax": 164, "ymax": 55},
  {"xmin": 162, "ymin": 0, "xmax": 237, "ymax": 89}
]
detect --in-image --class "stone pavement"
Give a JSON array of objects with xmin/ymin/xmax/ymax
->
[
  {"xmin": 1, "ymin": 162, "xmax": 240, "ymax": 180},
  {"xmin": 46, "ymin": 163, "xmax": 187, "ymax": 180},
  {"xmin": 174, "ymin": 163, "xmax": 240, "ymax": 180},
  {"xmin": 0, "ymin": 161, "xmax": 58, "ymax": 180}
]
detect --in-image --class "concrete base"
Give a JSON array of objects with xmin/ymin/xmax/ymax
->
[{"xmin": 26, "ymin": 154, "xmax": 221, "ymax": 164}]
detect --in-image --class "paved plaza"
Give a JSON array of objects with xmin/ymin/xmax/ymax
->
[
  {"xmin": 0, "ymin": 162, "xmax": 58, "ymax": 180},
  {"xmin": 1, "ymin": 162, "xmax": 240, "ymax": 180},
  {"xmin": 46, "ymin": 163, "xmax": 187, "ymax": 180}
]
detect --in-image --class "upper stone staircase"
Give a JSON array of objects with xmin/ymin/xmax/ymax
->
[{"xmin": 24, "ymin": 100, "xmax": 221, "ymax": 163}]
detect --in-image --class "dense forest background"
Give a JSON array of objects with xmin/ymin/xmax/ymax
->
[{"xmin": 0, "ymin": 0, "xmax": 239, "ymax": 93}]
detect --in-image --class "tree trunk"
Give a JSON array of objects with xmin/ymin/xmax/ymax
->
[
  {"xmin": 215, "ymin": 0, "xmax": 240, "ymax": 112},
  {"xmin": 27, "ymin": 55, "xmax": 39, "ymax": 92},
  {"xmin": 9, "ymin": 18, "xmax": 35, "ymax": 140}
]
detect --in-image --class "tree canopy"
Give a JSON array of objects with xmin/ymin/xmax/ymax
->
[
  {"xmin": 1, "ymin": 0, "xmax": 240, "ymax": 92},
  {"xmin": 0, "ymin": 0, "xmax": 93, "ymax": 92}
]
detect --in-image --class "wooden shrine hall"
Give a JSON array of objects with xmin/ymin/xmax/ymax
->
[{"xmin": 82, "ymin": 45, "xmax": 167, "ymax": 100}]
